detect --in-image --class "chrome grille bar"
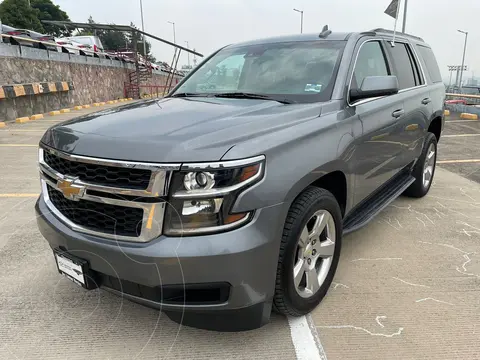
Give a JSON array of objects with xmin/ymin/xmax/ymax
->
[{"xmin": 38, "ymin": 145, "xmax": 180, "ymax": 243}]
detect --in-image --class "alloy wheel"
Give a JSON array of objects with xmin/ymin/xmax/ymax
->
[
  {"xmin": 293, "ymin": 210, "xmax": 336, "ymax": 299},
  {"xmin": 422, "ymin": 143, "xmax": 436, "ymax": 188}
]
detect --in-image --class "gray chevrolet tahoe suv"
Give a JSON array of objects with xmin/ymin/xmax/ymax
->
[{"xmin": 36, "ymin": 28, "xmax": 445, "ymax": 331}]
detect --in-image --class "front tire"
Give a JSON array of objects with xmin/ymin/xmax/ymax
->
[
  {"xmin": 274, "ymin": 186, "xmax": 342, "ymax": 317},
  {"xmin": 404, "ymin": 132, "xmax": 437, "ymax": 198}
]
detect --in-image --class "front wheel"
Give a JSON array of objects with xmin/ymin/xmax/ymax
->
[
  {"xmin": 404, "ymin": 132, "xmax": 438, "ymax": 198},
  {"xmin": 273, "ymin": 186, "xmax": 342, "ymax": 316}
]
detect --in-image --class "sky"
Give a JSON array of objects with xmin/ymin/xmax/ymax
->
[{"xmin": 55, "ymin": 0, "xmax": 480, "ymax": 82}]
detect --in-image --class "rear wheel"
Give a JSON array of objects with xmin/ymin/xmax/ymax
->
[
  {"xmin": 274, "ymin": 186, "xmax": 342, "ymax": 316},
  {"xmin": 404, "ymin": 132, "xmax": 437, "ymax": 198}
]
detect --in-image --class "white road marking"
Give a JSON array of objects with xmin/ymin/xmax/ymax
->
[
  {"xmin": 416, "ymin": 298, "xmax": 454, "ymax": 306},
  {"xmin": 375, "ymin": 316, "xmax": 387, "ymax": 328},
  {"xmin": 332, "ymin": 282, "xmax": 349, "ymax": 289},
  {"xmin": 392, "ymin": 277, "xmax": 430, "ymax": 288},
  {"xmin": 352, "ymin": 258, "xmax": 402, "ymax": 262},
  {"xmin": 317, "ymin": 316, "xmax": 404, "ymax": 338},
  {"xmin": 288, "ymin": 315, "xmax": 327, "ymax": 360},
  {"xmin": 443, "ymin": 134, "xmax": 480, "ymax": 137},
  {"xmin": 445, "ymin": 120, "xmax": 479, "ymax": 123}
]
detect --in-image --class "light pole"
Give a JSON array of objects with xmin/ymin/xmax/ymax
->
[
  {"xmin": 139, "ymin": 0, "xmax": 147, "ymax": 57},
  {"xmin": 168, "ymin": 21, "xmax": 176, "ymax": 44},
  {"xmin": 293, "ymin": 8, "xmax": 303, "ymax": 34},
  {"xmin": 402, "ymin": 0, "xmax": 408, "ymax": 33},
  {"xmin": 185, "ymin": 41, "xmax": 190, "ymax": 67},
  {"xmin": 458, "ymin": 29, "xmax": 468, "ymax": 92}
]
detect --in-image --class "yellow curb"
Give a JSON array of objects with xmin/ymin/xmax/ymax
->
[
  {"xmin": 30, "ymin": 114, "xmax": 44, "ymax": 120},
  {"xmin": 107, "ymin": 101, "xmax": 114, "ymax": 104},
  {"xmin": 113, "ymin": 100, "xmax": 118, "ymax": 103},
  {"xmin": 82, "ymin": 105, "xmax": 91, "ymax": 109},
  {"xmin": 16, "ymin": 117, "xmax": 30, "ymax": 123},
  {"xmin": 60, "ymin": 109, "xmax": 70, "ymax": 113},
  {"xmin": 73, "ymin": 106, "xmax": 83, "ymax": 110},
  {"xmin": 49, "ymin": 111, "xmax": 61, "ymax": 116},
  {"xmin": 0, "ymin": 122, "xmax": 6, "ymax": 128},
  {"xmin": 460, "ymin": 113, "xmax": 478, "ymax": 120},
  {"xmin": 444, "ymin": 110, "xmax": 450, "ymax": 116},
  {"xmin": 118, "ymin": 99, "xmax": 125, "ymax": 102},
  {"xmin": 93, "ymin": 103, "xmax": 101, "ymax": 107},
  {"xmin": 99, "ymin": 102, "xmax": 106, "ymax": 105},
  {"xmin": 127, "ymin": 98, "xmax": 133, "ymax": 101}
]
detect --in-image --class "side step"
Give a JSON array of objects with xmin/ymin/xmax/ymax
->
[{"xmin": 343, "ymin": 173, "xmax": 415, "ymax": 235}]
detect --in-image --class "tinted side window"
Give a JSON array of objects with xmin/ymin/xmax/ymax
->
[
  {"xmin": 352, "ymin": 41, "xmax": 389, "ymax": 89},
  {"xmin": 388, "ymin": 43, "xmax": 417, "ymax": 90},
  {"xmin": 416, "ymin": 45, "xmax": 442, "ymax": 83}
]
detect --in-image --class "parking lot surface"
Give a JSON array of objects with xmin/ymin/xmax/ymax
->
[{"xmin": 1, "ymin": 107, "xmax": 479, "ymax": 359}]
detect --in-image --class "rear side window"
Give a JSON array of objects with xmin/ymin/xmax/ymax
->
[
  {"xmin": 416, "ymin": 45, "xmax": 442, "ymax": 83},
  {"xmin": 387, "ymin": 43, "xmax": 418, "ymax": 90},
  {"xmin": 352, "ymin": 41, "xmax": 389, "ymax": 89}
]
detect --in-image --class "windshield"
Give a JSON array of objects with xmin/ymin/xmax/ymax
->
[{"xmin": 171, "ymin": 40, "xmax": 345, "ymax": 103}]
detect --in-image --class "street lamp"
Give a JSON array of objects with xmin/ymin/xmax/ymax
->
[
  {"xmin": 185, "ymin": 41, "xmax": 190, "ymax": 67},
  {"xmin": 293, "ymin": 8, "xmax": 304, "ymax": 34},
  {"xmin": 168, "ymin": 21, "xmax": 176, "ymax": 44},
  {"xmin": 139, "ymin": 0, "xmax": 147, "ymax": 56},
  {"xmin": 458, "ymin": 29, "xmax": 468, "ymax": 92}
]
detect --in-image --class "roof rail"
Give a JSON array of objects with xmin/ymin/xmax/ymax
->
[{"xmin": 371, "ymin": 28, "xmax": 424, "ymax": 42}]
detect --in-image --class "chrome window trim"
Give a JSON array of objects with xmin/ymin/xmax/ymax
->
[
  {"xmin": 172, "ymin": 162, "xmax": 264, "ymax": 199},
  {"xmin": 180, "ymin": 155, "xmax": 266, "ymax": 171},
  {"xmin": 347, "ymin": 37, "xmax": 429, "ymax": 108}
]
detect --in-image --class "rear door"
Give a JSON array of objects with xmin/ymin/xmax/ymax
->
[
  {"xmin": 384, "ymin": 40, "xmax": 431, "ymax": 167},
  {"xmin": 348, "ymin": 39, "xmax": 406, "ymax": 205}
]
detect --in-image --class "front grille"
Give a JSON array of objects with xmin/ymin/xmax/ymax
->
[
  {"xmin": 47, "ymin": 185, "xmax": 143, "ymax": 237},
  {"xmin": 44, "ymin": 151, "xmax": 152, "ymax": 190}
]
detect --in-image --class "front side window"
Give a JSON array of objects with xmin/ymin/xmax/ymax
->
[
  {"xmin": 352, "ymin": 41, "xmax": 389, "ymax": 90},
  {"xmin": 172, "ymin": 40, "xmax": 346, "ymax": 103}
]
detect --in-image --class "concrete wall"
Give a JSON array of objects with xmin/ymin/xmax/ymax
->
[{"xmin": 0, "ymin": 43, "xmax": 180, "ymax": 121}]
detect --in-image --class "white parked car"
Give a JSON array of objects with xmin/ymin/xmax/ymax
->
[{"xmin": 66, "ymin": 35, "xmax": 104, "ymax": 53}]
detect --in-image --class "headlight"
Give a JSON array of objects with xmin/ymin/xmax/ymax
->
[{"xmin": 164, "ymin": 155, "xmax": 265, "ymax": 236}]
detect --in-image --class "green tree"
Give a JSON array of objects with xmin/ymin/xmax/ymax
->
[
  {"xmin": 0, "ymin": 0, "xmax": 44, "ymax": 32},
  {"xmin": 30, "ymin": 0, "xmax": 71, "ymax": 37}
]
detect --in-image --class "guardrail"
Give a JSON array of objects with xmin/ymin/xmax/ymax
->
[
  {"xmin": 446, "ymin": 93, "xmax": 480, "ymax": 106},
  {"xmin": 0, "ymin": 33, "xmax": 184, "ymax": 77}
]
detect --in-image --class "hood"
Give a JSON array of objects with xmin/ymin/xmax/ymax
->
[{"xmin": 41, "ymin": 97, "xmax": 325, "ymax": 163}]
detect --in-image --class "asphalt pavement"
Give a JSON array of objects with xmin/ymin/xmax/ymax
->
[{"xmin": 0, "ymin": 106, "xmax": 479, "ymax": 359}]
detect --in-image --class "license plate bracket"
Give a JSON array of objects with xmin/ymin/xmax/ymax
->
[{"xmin": 53, "ymin": 249, "xmax": 97, "ymax": 290}]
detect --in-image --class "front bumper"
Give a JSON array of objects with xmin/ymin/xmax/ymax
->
[{"xmin": 35, "ymin": 196, "xmax": 287, "ymax": 331}]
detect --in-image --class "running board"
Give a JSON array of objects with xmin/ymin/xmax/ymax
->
[{"xmin": 343, "ymin": 174, "xmax": 415, "ymax": 235}]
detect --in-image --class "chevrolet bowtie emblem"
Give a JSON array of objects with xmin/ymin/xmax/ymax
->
[{"xmin": 57, "ymin": 177, "xmax": 85, "ymax": 201}]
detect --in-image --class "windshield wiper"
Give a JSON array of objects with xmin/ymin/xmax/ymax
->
[
  {"xmin": 170, "ymin": 92, "xmax": 207, "ymax": 98},
  {"xmin": 213, "ymin": 92, "xmax": 295, "ymax": 104}
]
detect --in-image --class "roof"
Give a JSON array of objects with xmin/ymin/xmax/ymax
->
[
  {"xmin": 42, "ymin": 20, "xmax": 203, "ymax": 57},
  {"xmin": 228, "ymin": 32, "xmax": 353, "ymax": 48}
]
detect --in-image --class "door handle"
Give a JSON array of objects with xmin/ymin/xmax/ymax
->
[
  {"xmin": 422, "ymin": 98, "xmax": 431, "ymax": 105},
  {"xmin": 392, "ymin": 109, "xmax": 405, "ymax": 118}
]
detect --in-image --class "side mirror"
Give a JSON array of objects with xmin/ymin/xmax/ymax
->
[{"xmin": 350, "ymin": 75, "xmax": 399, "ymax": 103}]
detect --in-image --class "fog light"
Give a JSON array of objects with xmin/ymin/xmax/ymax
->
[{"xmin": 182, "ymin": 198, "xmax": 223, "ymax": 216}]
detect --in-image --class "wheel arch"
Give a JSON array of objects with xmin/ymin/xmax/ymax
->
[
  {"xmin": 428, "ymin": 110, "xmax": 444, "ymax": 143},
  {"xmin": 284, "ymin": 160, "xmax": 351, "ymax": 218}
]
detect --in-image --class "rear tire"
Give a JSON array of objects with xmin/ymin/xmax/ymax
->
[
  {"xmin": 273, "ymin": 186, "xmax": 342, "ymax": 316},
  {"xmin": 404, "ymin": 132, "xmax": 437, "ymax": 198}
]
